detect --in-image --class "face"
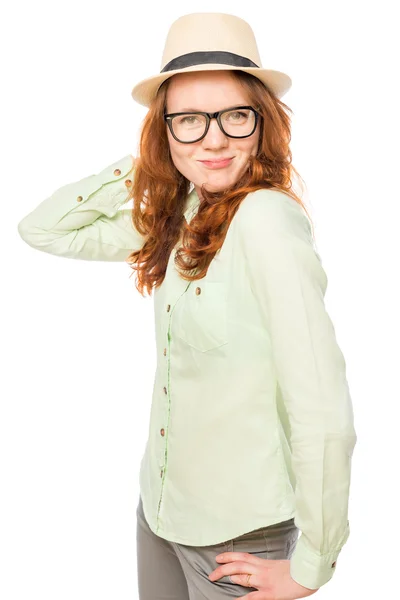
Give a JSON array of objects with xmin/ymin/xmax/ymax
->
[{"xmin": 165, "ymin": 71, "xmax": 261, "ymax": 198}]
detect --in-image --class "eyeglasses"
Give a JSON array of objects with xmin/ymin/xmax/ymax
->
[{"xmin": 164, "ymin": 105, "xmax": 260, "ymax": 144}]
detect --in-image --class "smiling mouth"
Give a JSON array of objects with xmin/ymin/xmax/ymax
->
[
  {"xmin": 198, "ymin": 157, "xmax": 234, "ymax": 169},
  {"xmin": 199, "ymin": 157, "xmax": 233, "ymax": 162}
]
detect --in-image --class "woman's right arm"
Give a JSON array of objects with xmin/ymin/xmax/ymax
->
[{"xmin": 17, "ymin": 154, "xmax": 146, "ymax": 262}]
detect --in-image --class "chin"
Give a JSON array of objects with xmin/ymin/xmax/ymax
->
[{"xmin": 203, "ymin": 176, "xmax": 237, "ymax": 192}]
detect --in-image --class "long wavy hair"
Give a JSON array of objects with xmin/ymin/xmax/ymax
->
[{"xmin": 126, "ymin": 70, "xmax": 313, "ymax": 297}]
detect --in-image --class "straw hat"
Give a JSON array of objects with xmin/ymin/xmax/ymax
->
[{"xmin": 131, "ymin": 12, "xmax": 292, "ymax": 107}]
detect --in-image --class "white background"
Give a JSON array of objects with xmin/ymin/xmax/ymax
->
[{"xmin": 1, "ymin": 1, "xmax": 399, "ymax": 598}]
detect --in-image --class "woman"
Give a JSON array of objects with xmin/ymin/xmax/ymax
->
[{"xmin": 17, "ymin": 12, "xmax": 357, "ymax": 600}]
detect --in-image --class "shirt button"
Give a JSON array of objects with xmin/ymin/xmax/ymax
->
[
  {"xmin": 195, "ymin": 286, "xmax": 201, "ymax": 295},
  {"xmin": 166, "ymin": 304, "xmax": 171, "ymax": 312},
  {"xmin": 160, "ymin": 428, "xmax": 165, "ymax": 436},
  {"xmin": 163, "ymin": 386, "xmax": 167, "ymax": 394},
  {"xmin": 76, "ymin": 195, "xmax": 83, "ymax": 202},
  {"xmin": 125, "ymin": 179, "xmax": 132, "ymax": 186},
  {"xmin": 113, "ymin": 168, "xmax": 121, "ymax": 176},
  {"xmin": 163, "ymin": 348, "xmax": 167, "ymax": 356}
]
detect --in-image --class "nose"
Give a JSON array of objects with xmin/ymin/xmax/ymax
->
[{"xmin": 201, "ymin": 118, "xmax": 229, "ymax": 149}]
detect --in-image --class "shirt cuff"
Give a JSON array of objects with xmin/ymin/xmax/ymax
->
[{"xmin": 289, "ymin": 525, "xmax": 350, "ymax": 590}]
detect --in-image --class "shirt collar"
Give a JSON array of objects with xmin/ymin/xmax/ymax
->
[{"xmin": 184, "ymin": 183, "xmax": 200, "ymax": 222}]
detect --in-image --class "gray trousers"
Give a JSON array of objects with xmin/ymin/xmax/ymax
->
[{"xmin": 136, "ymin": 495, "xmax": 299, "ymax": 599}]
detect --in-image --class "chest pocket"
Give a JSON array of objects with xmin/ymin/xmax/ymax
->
[{"xmin": 175, "ymin": 281, "xmax": 228, "ymax": 352}]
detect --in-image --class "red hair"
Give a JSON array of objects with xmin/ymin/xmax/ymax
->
[{"xmin": 126, "ymin": 70, "xmax": 313, "ymax": 297}]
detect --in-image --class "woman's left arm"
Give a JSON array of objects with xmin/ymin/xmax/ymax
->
[{"xmin": 237, "ymin": 189, "xmax": 358, "ymax": 591}]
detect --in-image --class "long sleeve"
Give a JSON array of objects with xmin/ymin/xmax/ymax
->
[
  {"xmin": 17, "ymin": 154, "xmax": 146, "ymax": 261},
  {"xmin": 237, "ymin": 189, "xmax": 357, "ymax": 590}
]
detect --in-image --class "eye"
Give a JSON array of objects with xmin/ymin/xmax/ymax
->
[
  {"xmin": 179, "ymin": 115, "xmax": 200, "ymax": 124},
  {"xmin": 227, "ymin": 111, "xmax": 248, "ymax": 121}
]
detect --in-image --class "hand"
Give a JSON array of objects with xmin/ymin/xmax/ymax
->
[{"xmin": 208, "ymin": 552, "xmax": 319, "ymax": 600}]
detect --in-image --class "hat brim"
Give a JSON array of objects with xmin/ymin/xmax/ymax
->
[{"xmin": 131, "ymin": 64, "xmax": 292, "ymax": 107}]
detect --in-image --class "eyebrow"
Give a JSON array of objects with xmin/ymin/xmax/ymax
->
[{"xmin": 173, "ymin": 105, "xmax": 248, "ymax": 112}]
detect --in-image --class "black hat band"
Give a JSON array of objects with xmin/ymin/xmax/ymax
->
[{"xmin": 161, "ymin": 50, "xmax": 260, "ymax": 73}]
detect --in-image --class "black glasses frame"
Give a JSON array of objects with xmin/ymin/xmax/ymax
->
[{"xmin": 164, "ymin": 105, "xmax": 260, "ymax": 144}]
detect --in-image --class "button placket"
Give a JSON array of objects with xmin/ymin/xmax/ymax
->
[
  {"xmin": 159, "ymin": 302, "xmax": 171, "ymax": 485},
  {"xmin": 155, "ymin": 283, "xmax": 192, "ymax": 532}
]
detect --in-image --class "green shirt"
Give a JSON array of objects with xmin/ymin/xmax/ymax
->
[{"xmin": 17, "ymin": 153, "xmax": 357, "ymax": 590}]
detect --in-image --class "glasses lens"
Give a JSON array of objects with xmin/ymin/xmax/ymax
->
[
  {"xmin": 220, "ymin": 108, "xmax": 256, "ymax": 137},
  {"xmin": 170, "ymin": 113, "xmax": 207, "ymax": 142}
]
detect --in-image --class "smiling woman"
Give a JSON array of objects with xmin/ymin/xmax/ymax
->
[{"xmin": 17, "ymin": 10, "xmax": 357, "ymax": 600}]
